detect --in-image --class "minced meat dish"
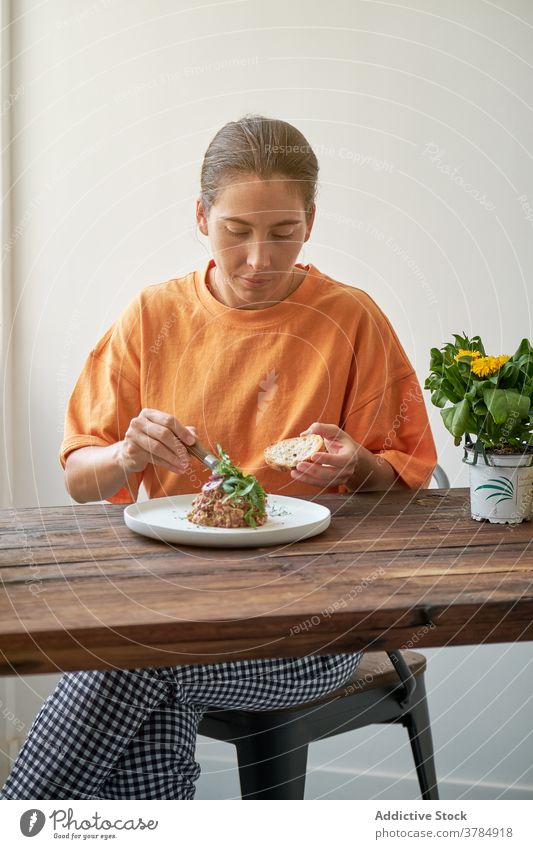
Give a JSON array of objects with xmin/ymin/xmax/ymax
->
[
  {"xmin": 186, "ymin": 444, "xmax": 268, "ymax": 529},
  {"xmin": 187, "ymin": 479, "xmax": 268, "ymax": 529}
]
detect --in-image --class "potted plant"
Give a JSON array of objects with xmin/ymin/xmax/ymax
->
[{"xmin": 425, "ymin": 333, "xmax": 533, "ymax": 523}]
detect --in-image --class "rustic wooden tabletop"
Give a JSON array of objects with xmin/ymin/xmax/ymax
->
[{"xmin": 0, "ymin": 488, "xmax": 532, "ymax": 675}]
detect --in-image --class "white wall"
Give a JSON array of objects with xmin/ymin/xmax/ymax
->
[{"xmin": 1, "ymin": 0, "xmax": 532, "ymax": 798}]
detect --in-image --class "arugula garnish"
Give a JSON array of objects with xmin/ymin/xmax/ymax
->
[{"xmin": 212, "ymin": 443, "xmax": 267, "ymax": 528}]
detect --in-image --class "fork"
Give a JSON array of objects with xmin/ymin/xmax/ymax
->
[{"xmin": 184, "ymin": 439, "xmax": 220, "ymax": 472}]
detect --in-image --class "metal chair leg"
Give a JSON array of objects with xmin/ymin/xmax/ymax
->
[
  {"xmin": 234, "ymin": 729, "xmax": 309, "ymax": 800},
  {"xmin": 403, "ymin": 678, "xmax": 439, "ymax": 800}
]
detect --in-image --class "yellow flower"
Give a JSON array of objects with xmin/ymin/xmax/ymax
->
[
  {"xmin": 454, "ymin": 349, "xmax": 481, "ymax": 361},
  {"xmin": 471, "ymin": 354, "xmax": 510, "ymax": 377}
]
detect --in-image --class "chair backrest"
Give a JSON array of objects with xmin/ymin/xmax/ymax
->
[{"xmin": 432, "ymin": 463, "xmax": 450, "ymax": 488}]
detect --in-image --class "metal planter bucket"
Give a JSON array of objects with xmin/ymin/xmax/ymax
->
[{"xmin": 463, "ymin": 446, "xmax": 533, "ymax": 524}]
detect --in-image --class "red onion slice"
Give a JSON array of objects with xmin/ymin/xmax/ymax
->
[{"xmin": 201, "ymin": 476, "xmax": 224, "ymax": 492}]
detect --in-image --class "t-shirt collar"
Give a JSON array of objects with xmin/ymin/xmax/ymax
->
[{"xmin": 194, "ymin": 259, "xmax": 316, "ymax": 327}]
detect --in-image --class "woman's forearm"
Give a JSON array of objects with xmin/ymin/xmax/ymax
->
[
  {"xmin": 64, "ymin": 443, "xmax": 134, "ymax": 503},
  {"xmin": 345, "ymin": 445, "xmax": 406, "ymax": 492}
]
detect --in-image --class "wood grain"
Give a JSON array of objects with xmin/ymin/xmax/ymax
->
[{"xmin": 1, "ymin": 489, "xmax": 532, "ymax": 674}]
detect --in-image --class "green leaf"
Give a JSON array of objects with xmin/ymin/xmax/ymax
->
[
  {"xmin": 496, "ymin": 361, "xmax": 520, "ymax": 388},
  {"xmin": 430, "ymin": 388, "xmax": 449, "ymax": 408},
  {"xmin": 445, "ymin": 363, "xmax": 469, "ymax": 398},
  {"xmin": 472, "ymin": 399, "xmax": 489, "ymax": 415},
  {"xmin": 426, "ymin": 336, "xmax": 533, "ymax": 447},
  {"xmin": 440, "ymin": 378, "xmax": 463, "ymax": 403},
  {"xmin": 483, "ymin": 388, "xmax": 530, "ymax": 424},
  {"xmin": 452, "ymin": 333, "xmax": 469, "ymax": 349},
  {"xmin": 510, "ymin": 338, "xmax": 532, "ymax": 361},
  {"xmin": 239, "ymin": 480, "xmax": 256, "ymax": 496},
  {"xmin": 440, "ymin": 399, "xmax": 478, "ymax": 437},
  {"xmin": 470, "ymin": 335, "xmax": 486, "ymax": 357},
  {"xmin": 212, "ymin": 443, "xmax": 267, "ymax": 526},
  {"xmin": 451, "ymin": 333, "xmax": 485, "ymax": 357},
  {"xmin": 429, "ymin": 347, "xmax": 444, "ymax": 370}
]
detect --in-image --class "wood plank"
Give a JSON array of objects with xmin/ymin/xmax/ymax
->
[
  {"xmin": 1, "ymin": 521, "xmax": 530, "ymax": 566},
  {"xmin": 1, "ymin": 604, "xmax": 532, "ymax": 674},
  {"xmin": 1, "ymin": 539, "xmax": 531, "ymax": 589},
  {"xmin": 1, "ymin": 562, "xmax": 532, "ymax": 634},
  {"xmin": 267, "ymin": 533, "xmax": 533, "ymax": 556},
  {"xmin": 1, "ymin": 489, "xmax": 532, "ymax": 675}
]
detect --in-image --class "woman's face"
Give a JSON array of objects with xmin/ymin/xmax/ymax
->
[{"xmin": 196, "ymin": 173, "xmax": 315, "ymax": 309}]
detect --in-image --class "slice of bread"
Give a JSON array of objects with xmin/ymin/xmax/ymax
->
[{"xmin": 264, "ymin": 435, "xmax": 325, "ymax": 471}]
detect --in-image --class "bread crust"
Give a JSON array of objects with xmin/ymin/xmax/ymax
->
[{"xmin": 264, "ymin": 435, "xmax": 325, "ymax": 471}]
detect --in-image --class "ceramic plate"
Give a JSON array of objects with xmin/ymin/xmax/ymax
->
[{"xmin": 123, "ymin": 494, "xmax": 331, "ymax": 548}]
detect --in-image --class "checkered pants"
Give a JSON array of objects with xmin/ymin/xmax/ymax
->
[{"xmin": 0, "ymin": 651, "xmax": 363, "ymax": 800}]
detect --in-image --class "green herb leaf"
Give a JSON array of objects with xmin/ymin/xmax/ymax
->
[{"xmin": 212, "ymin": 443, "xmax": 267, "ymax": 528}]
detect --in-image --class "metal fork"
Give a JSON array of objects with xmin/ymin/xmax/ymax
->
[{"xmin": 185, "ymin": 439, "xmax": 220, "ymax": 472}]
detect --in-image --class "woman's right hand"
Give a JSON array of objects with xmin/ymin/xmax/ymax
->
[{"xmin": 118, "ymin": 408, "xmax": 198, "ymax": 475}]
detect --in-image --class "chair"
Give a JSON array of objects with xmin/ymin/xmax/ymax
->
[
  {"xmin": 199, "ymin": 650, "xmax": 438, "ymax": 800},
  {"xmin": 432, "ymin": 463, "xmax": 450, "ymax": 488},
  {"xmin": 198, "ymin": 466, "xmax": 447, "ymax": 800}
]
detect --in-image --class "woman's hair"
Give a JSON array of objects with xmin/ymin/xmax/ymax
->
[{"xmin": 200, "ymin": 114, "xmax": 319, "ymax": 220}]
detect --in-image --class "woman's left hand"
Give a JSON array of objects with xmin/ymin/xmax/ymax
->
[{"xmin": 290, "ymin": 422, "xmax": 361, "ymax": 488}]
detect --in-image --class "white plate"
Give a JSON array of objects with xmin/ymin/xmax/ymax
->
[{"xmin": 124, "ymin": 494, "xmax": 331, "ymax": 548}]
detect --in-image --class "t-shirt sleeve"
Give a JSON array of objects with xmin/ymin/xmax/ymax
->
[
  {"xmin": 343, "ymin": 371, "xmax": 438, "ymax": 489},
  {"xmin": 339, "ymin": 292, "xmax": 437, "ymax": 489},
  {"xmin": 58, "ymin": 296, "xmax": 144, "ymax": 504}
]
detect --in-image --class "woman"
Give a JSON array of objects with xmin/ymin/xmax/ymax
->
[{"xmin": 1, "ymin": 115, "xmax": 437, "ymax": 800}]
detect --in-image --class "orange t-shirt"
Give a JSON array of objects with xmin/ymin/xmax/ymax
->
[{"xmin": 59, "ymin": 260, "xmax": 437, "ymax": 502}]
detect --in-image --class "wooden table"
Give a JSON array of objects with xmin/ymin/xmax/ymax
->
[{"xmin": 0, "ymin": 489, "xmax": 532, "ymax": 676}]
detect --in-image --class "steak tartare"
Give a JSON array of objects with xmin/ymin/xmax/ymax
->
[
  {"xmin": 187, "ymin": 482, "xmax": 268, "ymax": 528},
  {"xmin": 186, "ymin": 444, "xmax": 268, "ymax": 529}
]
